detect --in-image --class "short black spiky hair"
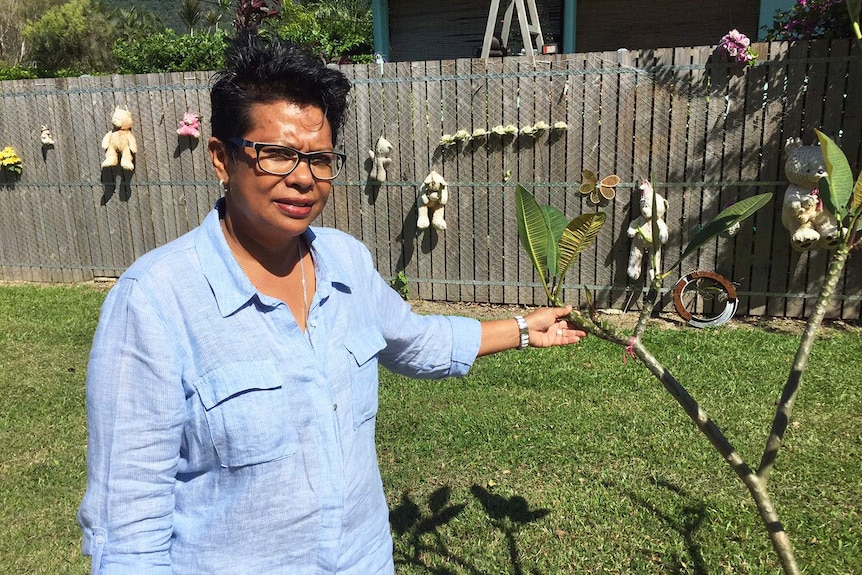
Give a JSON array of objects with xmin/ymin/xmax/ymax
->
[{"xmin": 210, "ymin": 31, "xmax": 352, "ymax": 146}]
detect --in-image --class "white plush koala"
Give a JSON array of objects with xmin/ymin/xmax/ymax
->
[
  {"xmin": 627, "ymin": 179, "xmax": 669, "ymax": 282},
  {"xmin": 781, "ymin": 137, "xmax": 843, "ymax": 251},
  {"xmin": 417, "ymin": 171, "xmax": 448, "ymax": 230}
]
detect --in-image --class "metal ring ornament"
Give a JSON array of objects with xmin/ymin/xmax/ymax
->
[{"xmin": 672, "ymin": 271, "xmax": 738, "ymax": 328}]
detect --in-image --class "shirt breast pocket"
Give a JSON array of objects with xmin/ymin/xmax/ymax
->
[
  {"xmin": 344, "ymin": 327, "xmax": 386, "ymax": 429},
  {"xmin": 193, "ymin": 361, "xmax": 296, "ymax": 468}
]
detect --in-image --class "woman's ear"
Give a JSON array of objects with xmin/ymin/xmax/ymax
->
[{"xmin": 209, "ymin": 137, "xmax": 230, "ymax": 184}]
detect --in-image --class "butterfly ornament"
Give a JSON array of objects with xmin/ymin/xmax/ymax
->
[{"xmin": 579, "ymin": 170, "xmax": 620, "ymax": 205}]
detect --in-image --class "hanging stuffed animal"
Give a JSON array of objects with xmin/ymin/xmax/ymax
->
[
  {"xmin": 101, "ymin": 106, "xmax": 137, "ymax": 171},
  {"xmin": 780, "ymin": 137, "xmax": 844, "ymax": 251},
  {"xmin": 368, "ymin": 136, "xmax": 393, "ymax": 183},
  {"xmin": 177, "ymin": 112, "xmax": 201, "ymax": 139},
  {"xmin": 40, "ymin": 125, "xmax": 55, "ymax": 147},
  {"xmin": 417, "ymin": 170, "xmax": 448, "ymax": 230},
  {"xmin": 626, "ymin": 179, "xmax": 669, "ymax": 282}
]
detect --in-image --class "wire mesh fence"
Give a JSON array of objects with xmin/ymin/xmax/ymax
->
[{"xmin": 0, "ymin": 38, "xmax": 859, "ymax": 318}]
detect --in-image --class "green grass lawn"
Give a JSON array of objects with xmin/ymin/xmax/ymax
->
[{"xmin": 1, "ymin": 284, "xmax": 860, "ymax": 574}]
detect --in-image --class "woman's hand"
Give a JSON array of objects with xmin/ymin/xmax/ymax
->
[
  {"xmin": 525, "ymin": 306, "xmax": 587, "ymax": 348},
  {"xmin": 477, "ymin": 305, "xmax": 587, "ymax": 356}
]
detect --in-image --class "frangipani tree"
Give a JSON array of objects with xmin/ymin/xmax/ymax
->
[
  {"xmin": 515, "ymin": 185, "xmax": 606, "ymax": 306},
  {"xmin": 515, "ymin": 130, "xmax": 861, "ymax": 574}
]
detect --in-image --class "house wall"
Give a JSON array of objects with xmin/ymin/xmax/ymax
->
[
  {"xmin": 388, "ymin": 0, "xmax": 563, "ymax": 62},
  {"xmin": 575, "ymin": 0, "xmax": 760, "ymax": 53},
  {"xmin": 386, "ymin": 0, "xmax": 763, "ymax": 62}
]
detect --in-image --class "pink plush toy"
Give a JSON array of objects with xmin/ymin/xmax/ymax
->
[{"xmin": 177, "ymin": 113, "xmax": 201, "ymax": 139}]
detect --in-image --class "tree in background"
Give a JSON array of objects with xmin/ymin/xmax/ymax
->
[
  {"xmin": 22, "ymin": 0, "xmax": 117, "ymax": 75},
  {"xmin": 178, "ymin": 0, "xmax": 204, "ymax": 35},
  {"xmin": 765, "ymin": 0, "xmax": 855, "ymax": 40},
  {"xmin": 0, "ymin": 0, "xmax": 29, "ymax": 65},
  {"xmin": 2, "ymin": 0, "xmax": 375, "ymax": 77},
  {"xmin": 234, "ymin": 0, "xmax": 281, "ymax": 32},
  {"xmin": 109, "ymin": 6, "xmax": 167, "ymax": 42},
  {"xmin": 274, "ymin": 0, "xmax": 373, "ymax": 63},
  {"xmin": 0, "ymin": 0, "xmax": 66, "ymax": 66},
  {"xmin": 203, "ymin": 0, "xmax": 234, "ymax": 32}
]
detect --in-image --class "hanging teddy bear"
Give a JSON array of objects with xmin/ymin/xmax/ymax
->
[
  {"xmin": 368, "ymin": 136, "xmax": 393, "ymax": 183},
  {"xmin": 780, "ymin": 137, "xmax": 843, "ymax": 251},
  {"xmin": 101, "ymin": 106, "xmax": 137, "ymax": 171},
  {"xmin": 176, "ymin": 112, "xmax": 201, "ymax": 139},
  {"xmin": 627, "ymin": 179, "xmax": 669, "ymax": 282},
  {"xmin": 417, "ymin": 170, "xmax": 448, "ymax": 230}
]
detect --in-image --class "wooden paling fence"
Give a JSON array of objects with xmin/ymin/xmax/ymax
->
[{"xmin": 0, "ymin": 38, "xmax": 859, "ymax": 319}]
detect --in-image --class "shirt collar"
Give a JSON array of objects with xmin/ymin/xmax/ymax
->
[{"xmin": 196, "ymin": 198, "xmax": 350, "ymax": 317}]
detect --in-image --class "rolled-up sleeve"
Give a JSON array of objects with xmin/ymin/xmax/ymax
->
[
  {"xmin": 77, "ymin": 278, "xmax": 185, "ymax": 575},
  {"xmin": 356, "ymin": 253, "xmax": 481, "ymax": 378},
  {"xmin": 441, "ymin": 315, "xmax": 482, "ymax": 375}
]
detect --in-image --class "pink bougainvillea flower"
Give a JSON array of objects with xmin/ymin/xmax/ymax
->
[{"xmin": 718, "ymin": 29, "xmax": 756, "ymax": 64}]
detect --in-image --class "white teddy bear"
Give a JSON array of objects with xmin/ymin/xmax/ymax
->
[
  {"xmin": 627, "ymin": 179, "xmax": 669, "ymax": 282},
  {"xmin": 368, "ymin": 136, "xmax": 393, "ymax": 183},
  {"xmin": 781, "ymin": 137, "xmax": 843, "ymax": 251},
  {"xmin": 417, "ymin": 170, "xmax": 448, "ymax": 230}
]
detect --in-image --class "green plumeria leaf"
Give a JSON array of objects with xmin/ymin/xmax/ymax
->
[
  {"xmin": 543, "ymin": 206, "xmax": 569, "ymax": 241},
  {"xmin": 515, "ymin": 185, "xmax": 551, "ymax": 295},
  {"xmin": 852, "ymin": 171, "xmax": 862, "ymax": 214},
  {"xmin": 554, "ymin": 212, "xmax": 607, "ymax": 298},
  {"xmin": 542, "ymin": 205, "xmax": 569, "ymax": 277},
  {"xmin": 679, "ymin": 193, "xmax": 772, "ymax": 263},
  {"xmin": 815, "ymin": 129, "xmax": 853, "ymax": 219}
]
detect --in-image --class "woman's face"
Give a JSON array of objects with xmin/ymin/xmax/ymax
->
[{"xmin": 210, "ymin": 100, "xmax": 334, "ymax": 252}]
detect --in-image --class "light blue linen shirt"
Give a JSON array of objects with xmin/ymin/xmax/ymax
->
[{"xmin": 77, "ymin": 199, "xmax": 482, "ymax": 575}]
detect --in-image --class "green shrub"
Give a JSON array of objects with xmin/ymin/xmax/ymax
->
[
  {"xmin": 765, "ymin": 0, "xmax": 855, "ymax": 40},
  {"xmin": 22, "ymin": 0, "xmax": 117, "ymax": 74},
  {"xmin": 0, "ymin": 65, "xmax": 39, "ymax": 81},
  {"xmin": 113, "ymin": 29, "xmax": 228, "ymax": 74},
  {"xmin": 274, "ymin": 1, "xmax": 373, "ymax": 62}
]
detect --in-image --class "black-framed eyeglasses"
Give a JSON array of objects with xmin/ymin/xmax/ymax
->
[{"xmin": 229, "ymin": 138, "xmax": 346, "ymax": 181}]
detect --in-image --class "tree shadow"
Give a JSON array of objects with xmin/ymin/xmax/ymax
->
[
  {"xmin": 602, "ymin": 477, "xmax": 709, "ymax": 575},
  {"xmin": 470, "ymin": 485, "xmax": 550, "ymax": 575},
  {"xmin": 390, "ymin": 485, "xmax": 551, "ymax": 575},
  {"xmin": 600, "ymin": 42, "xmax": 810, "ymax": 310},
  {"xmin": 390, "ymin": 486, "xmax": 473, "ymax": 574}
]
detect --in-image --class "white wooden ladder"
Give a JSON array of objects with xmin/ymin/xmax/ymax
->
[{"xmin": 480, "ymin": 0, "xmax": 545, "ymax": 62}]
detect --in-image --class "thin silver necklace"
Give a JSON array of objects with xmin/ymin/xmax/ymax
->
[{"xmin": 298, "ymin": 238, "xmax": 309, "ymax": 327}]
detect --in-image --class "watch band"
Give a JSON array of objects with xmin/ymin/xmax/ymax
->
[{"xmin": 514, "ymin": 315, "xmax": 529, "ymax": 349}]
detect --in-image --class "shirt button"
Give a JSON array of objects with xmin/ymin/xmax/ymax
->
[
  {"xmin": 309, "ymin": 319, "xmax": 318, "ymax": 328},
  {"xmin": 95, "ymin": 536, "xmax": 105, "ymax": 544},
  {"xmin": 333, "ymin": 404, "xmax": 338, "ymax": 411}
]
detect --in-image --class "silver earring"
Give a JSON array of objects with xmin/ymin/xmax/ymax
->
[{"xmin": 220, "ymin": 180, "xmax": 229, "ymax": 194}]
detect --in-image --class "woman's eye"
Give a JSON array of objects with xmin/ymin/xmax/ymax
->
[{"xmin": 310, "ymin": 154, "xmax": 333, "ymax": 167}]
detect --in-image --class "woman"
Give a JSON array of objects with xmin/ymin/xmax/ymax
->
[{"xmin": 78, "ymin": 32, "xmax": 586, "ymax": 575}]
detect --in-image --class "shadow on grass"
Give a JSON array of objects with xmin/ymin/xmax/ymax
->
[
  {"xmin": 602, "ymin": 477, "xmax": 708, "ymax": 575},
  {"xmin": 389, "ymin": 484, "xmax": 549, "ymax": 575}
]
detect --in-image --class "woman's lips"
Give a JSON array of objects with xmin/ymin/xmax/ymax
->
[{"xmin": 274, "ymin": 199, "xmax": 313, "ymax": 218}]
